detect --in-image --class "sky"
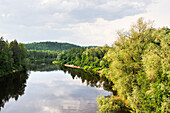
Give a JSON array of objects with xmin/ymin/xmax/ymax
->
[{"xmin": 0, "ymin": 0, "xmax": 170, "ymax": 46}]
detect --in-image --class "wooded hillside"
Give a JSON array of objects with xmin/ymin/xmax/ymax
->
[{"xmin": 24, "ymin": 42, "xmax": 81, "ymax": 51}]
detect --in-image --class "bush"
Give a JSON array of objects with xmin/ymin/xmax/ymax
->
[
  {"xmin": 52, "ymin": 61, "xmax": 61, "ymax": 64},
  {"xmin": 83, "ymin": 66, "xmax": 89, "ymax": 70},
  {"xmin": 97, "ymin": 95, "xmax": 126, "ymax": 113},
  {"xmin": 92, "ymin": 67, "xmax": 100, "ymax": 71}
]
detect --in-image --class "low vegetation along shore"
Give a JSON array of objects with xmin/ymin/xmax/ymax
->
[{"xmin": 64, "ymin": 64, "xmax": 102, "ymax": 73}]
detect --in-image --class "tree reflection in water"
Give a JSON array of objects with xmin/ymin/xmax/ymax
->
[
  {"xmin": 0, "ymin": 71, "xmax": 29, "ymax": 111},
  {"xmin": 30, "ymin": 63, "xmax": 115, "ymax": 94},
  {"xmin": 56, "ymin": 64, "xmax": 116, "ymax": 95}
]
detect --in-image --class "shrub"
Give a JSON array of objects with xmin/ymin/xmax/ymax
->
[
  {"xmin": 83, "ymin": 66, "xmax": 89, "ymax": 70},
  {"xmin": 97, "ymin": 95, "xmax": 126, "ymax": 113}
]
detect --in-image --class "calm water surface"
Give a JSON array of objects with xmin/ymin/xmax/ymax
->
[{"xmin": 0, "ymin": 65, "xmax": 112, "ymax": 113}]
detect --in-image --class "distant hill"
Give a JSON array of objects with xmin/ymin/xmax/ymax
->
[
  {"xmin": 87, "ymin": 46, "xmax": 98, "ymax": 48},
  {"xmin": 24, "ymin": 42, "xmax": 81, "ymax": 51}
]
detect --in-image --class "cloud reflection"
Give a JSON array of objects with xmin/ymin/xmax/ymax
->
[{"xmin": 1, "ymin": 70, "xmax": 111, "ymax": 113}]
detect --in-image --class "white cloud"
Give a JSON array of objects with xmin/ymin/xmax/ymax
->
[
  {"xmin": 0, "ymin": 33, "xmax": 12, "ymax": 39},
  {"xmin": 65, "ymin": 17, "xmax": 135, "ymax": 46},
  {"xmin": 141, "ymin": 0, "xmax": 170, "ymax": 27},
  {"xmin": 1, "ymin": 14, "xmax": 6, "ymax": 17},
  {"xmin": 58, "ymin": 0, "xmax": 170, "ymax": 46},
  {"xmin": 0, "ymin": 0, "xmax": 152, "ymax": 26},
  {"xmin": 0, "ymin": 0, "xmax": 169, "ymax": 46}
]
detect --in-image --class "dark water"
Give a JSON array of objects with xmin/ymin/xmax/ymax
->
[{"xmin": 0, "ymin": 64, "xmax": 114, "ymax": 113}]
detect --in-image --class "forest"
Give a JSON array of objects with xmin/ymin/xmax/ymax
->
[
  {"xmin": 53, "ymin": 46, "xmax": 109, "ymax": 71},
  {"xmin": 0, "ymin": 38, "xmax": 29, "ymax": 76},
  {"xmin": 24, "ymin": 41, "xmax": 81, "ymax": 51},
  {"xmin": 27, "ymin": 50, "xmax": 59, "ymax": 63},
  {"xmin": 0, "ymin": 18, "xmax": 169, "ymax": 113},
  {"xmin": 53, "ymin": 18, "xmax": 170, "ymax": 113},
  {"xmin": 96, "ymin": 18, "xmax": 169, "ymax": 113}
]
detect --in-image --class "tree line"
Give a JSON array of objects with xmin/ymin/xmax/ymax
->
[
  {"xmin": 0, "ymin": 38, "xmax": 29, "ymax": 76},
  {"xmin": 53, "ymin": 46, "xmax": 109, "ymax": 71},
  {"xmin": 24, "ymin": 41, "xmax": 98, "ymax": 51},
  {"xmin": 97, "ymin": 18, "xmax": 170, "ymax": 113},
  {"xmin": 27, "ymin": 50, "xmax": 59, "ymax": 64},
  {"xmin": 52, "ymin": 18, "xmax": 169, "ymax": 113},
  {"xmin": 24, "ymin": 41, "xmax": 81, "ymax": 51}
]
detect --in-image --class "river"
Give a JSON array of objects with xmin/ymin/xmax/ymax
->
[{"xmin": 0, "ymin": 64, "xmax": 113, "ymax": 113}]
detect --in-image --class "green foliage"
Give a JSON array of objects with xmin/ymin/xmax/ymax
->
[
  {"xmin": 0, "ymin": 38, "xmax": 29, "ymax": 76},
  {"xmin": 24, "ymin": 41, "xmax": 81, "ymax": 51},
  {"xmin": 52, "ymin": 61, "xmax": 61, "ymax": 64},
  {"xmin": 83, "ymin": 66, "xmax": 89, "ymax": 70},
  {"xmin": 102, "ymin": 18, "xmax": 170, "ymax": 113},
  {"xmin": 97, "ymin": 95, "xmax": 126, "ymax": 113},
  {"xmin": 27, "ymin": 50, "xmax": 59, "ymax": 63},
  {"xmin": 92, "ymin": 67, "xmax": 100, "ymax": 71},
  {"xmin": 54, "ymin": 47, "xmax": 110, "ymax": 71}
]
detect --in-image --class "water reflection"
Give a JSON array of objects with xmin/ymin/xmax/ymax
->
[
  {"xmin": 30, "ymin": 63, "xmax": 115, "ymax": 94},
  {"xmin": 0, "ymin": 64, "xmax": 113, "ymax": 113},
  {"xmin": 56, "ymin": 64, "xmax": 115, "ymax": 94},
  {"xmin": 0, "ymin": 71, "xmax": 29, "ymax": 111},
  {"xmin": 29, "ymin": 63, "xmax": 59, "ymax": 72}
]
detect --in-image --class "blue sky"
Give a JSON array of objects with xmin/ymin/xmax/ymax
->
[{"xmin": 0, "ymin": 0, "xmax": 170, "ymax": 46}]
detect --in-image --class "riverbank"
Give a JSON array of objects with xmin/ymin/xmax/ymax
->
[
  {"xmin": 64, "ymin": 64, "xmax": 83, "ymax": 69},
  {"xmin": 63, "ymin": 64, "xmax": 102, "ymax": 74}
]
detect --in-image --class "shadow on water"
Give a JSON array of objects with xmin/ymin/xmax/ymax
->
[
  {"xmin": 0, "ymin": 71, "xmax": 29, "ymax": 111},
  {"xmin": 30, "ymin": 63, "xmax": 116, "ymax": 94},
  {"xmin": 56, "ymin": 64, "xmax": 116, "ymax": 94},
  {"xmin": 55, "ymin": 64, "xmax": 130, "ymax": 113},
  {"xmin": 0, "ymin": 64, "xmax": 130, "ymax": 113},
  {"xmin": 29, "ymin": 62, "xmax": 59, "ymax": 72}
]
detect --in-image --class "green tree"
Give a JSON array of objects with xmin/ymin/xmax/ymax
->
[
  {"xmin": 101, "ymin": 18, "xmax": 170, "ymax": 113},
  {"xmin": 0, "ymin": 38, "xmax": 28, "ymax": 75}
]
